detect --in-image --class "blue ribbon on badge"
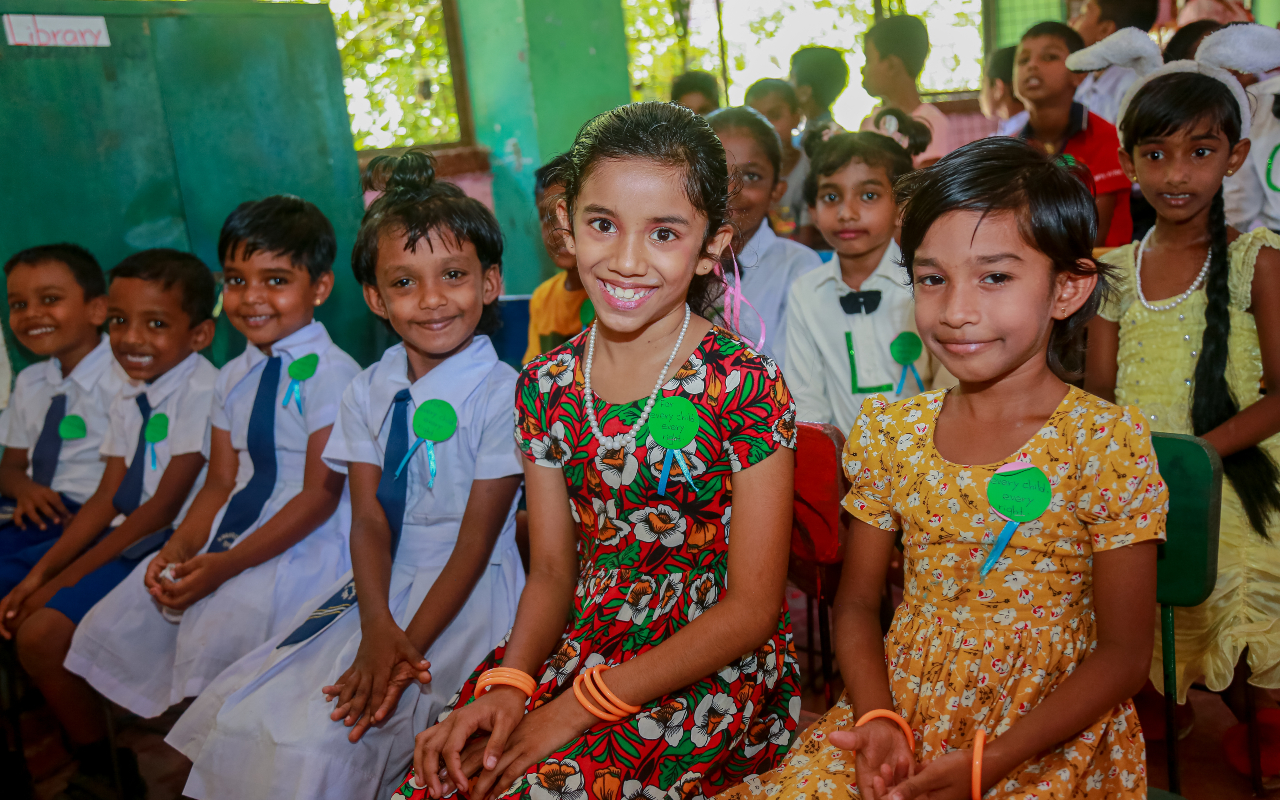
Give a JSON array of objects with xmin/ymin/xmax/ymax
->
[
  {"xmin": 978, "ymin": 518, "xmax": 1021, "ymax": 582},
  {"xmin": 896, "ymin": 363, "xmax": 924, "ymax": 395},
  {"xmin": 395, "ymin": 437, "xmax": 437, "ymax": 488},
  {"xmin": 657, "ymin": 447, "xmax": 697, "ymax": 496}
]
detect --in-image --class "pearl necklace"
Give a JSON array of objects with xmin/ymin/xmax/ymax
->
[
  {"xmin": 583, "ymin": 304, "xmax": 691, "ymax": 450},
  {"xmin": 1135, "ymin": 227, "xmax": 1213, "ymax": 312}
]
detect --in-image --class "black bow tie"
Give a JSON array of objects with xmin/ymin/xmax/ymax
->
[{"xmin": 840, "ymin": 290, "xmax": 882, "ymax": 314}]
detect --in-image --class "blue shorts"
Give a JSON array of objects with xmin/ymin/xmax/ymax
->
[
  {"xmin": 0, "ymin": 494, "xmax": 83, "ymax": 558},
  {"xmin": 46, "ymin": 527, "xmax": 172, "ymax": 624}
]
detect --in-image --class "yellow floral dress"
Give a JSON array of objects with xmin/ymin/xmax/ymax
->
[
  {"xmin": 714, "ymin": 387, "xmax": 1168, "ymax": 800},
  {"xmin": 1100, "ymin": 228, "xmax": 1280, "ymax": 699}
]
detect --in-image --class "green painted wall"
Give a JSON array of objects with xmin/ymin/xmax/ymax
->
[
  {"xmin": 455, "ymin": 0, "xmax": 630, "ymax": 294},
  {"xmin": 1255, "ymin": 0, "xmax": 1280, "ymax": 27},
  {"xmin": 994, "ymin": 0, "xmax": 1067, "ymax": 48}
]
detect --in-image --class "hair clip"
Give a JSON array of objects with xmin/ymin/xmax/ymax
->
[{"xmin": 879, "ymin": 114, "xmax": 900, "ymax": 136}]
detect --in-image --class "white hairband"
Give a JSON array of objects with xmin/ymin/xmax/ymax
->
[{"xmin": 1065, "ymin": 24, "xmax": 1280, "ymax": 135}]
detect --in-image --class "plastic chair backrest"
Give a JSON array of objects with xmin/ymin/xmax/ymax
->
[
  {"xmin": 1151, "ymin": 432, "xmax": 1222, "ymax": 608},
  {"xmin": 792, "ymin": 421, "xmax": 849, "ymax": 565}
]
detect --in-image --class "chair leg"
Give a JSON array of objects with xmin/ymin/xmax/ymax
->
[
  {"xmin": 1245, "ymin": 680, "xmax": 1266, "ymax": 796},
  {"xmin": 0, "ymin": 640, "xmax": 33, "ymax": 799},
  {"xmin": 818, "ymin": 602, "xmax": 833, "ymax": 708},
  {"xmin": 102, "ymin": 698, "xmax": 124, "ymax": 798},
  {"xmin": 1161, "ymin": 605, "xmax": 1181, "ymax": 796},
  {"xmin": 807, "ymin": 594, "xmax": 816, "ymax": 691}
]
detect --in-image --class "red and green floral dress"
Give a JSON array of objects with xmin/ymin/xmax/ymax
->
[{"xmin": 393, "ymin": 325, "xmax": 803, "ymax": 800}]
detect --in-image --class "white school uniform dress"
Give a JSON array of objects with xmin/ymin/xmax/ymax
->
[
  {"xmin": 66, "ymin": 321, "xmax": 360, "ymax": 717},
  {"xmin": 65, "ymin": 352, "xmax": 217, "ymax": 674},
  {"xmin": 166, "ymin": 336, "xmax": 525, "ymax": 800},
  {"xmin": 784, "ymin": 240, "xmax": 951, "ymax": 434},
  {"xmin": 722, "ymin": 222, "xmax": 822, "ymax": 370},
  {"xmin": 0, "ymin": 335, "xmax": 127, "ymax": 504}
]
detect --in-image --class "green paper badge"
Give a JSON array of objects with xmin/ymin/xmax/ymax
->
[
  {"xmin": 979, "ymin": 461, "xmax": 1052, "ymax": 582},
  {"xmin": 649, "ymin": 396, "xmax": 700, "ymax": 496},
  {"xmin": 396, "ymin": 399, "xmax": 459, "ymax": 486},
  {"xmin": 144, "ymin": 413, "xmax": 169, "ymax": 469},
  {"xmin": 891, "ymin": 332, "xmax": 925, "ymax": 396},
  {"xmin": 579, "ymin": 299, "xmax": 596, "ymax": 330},
  {"xmin": 58, "ymin": 414, "xmax": 86, "ymax": 440},
  {"xmin": 282, "ymin": 353, "xmax": 319, "ymax": 414}
]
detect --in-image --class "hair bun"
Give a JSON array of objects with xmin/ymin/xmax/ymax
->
[
  {"xmin": 364, "ymin": 148, "xmax": 460, "ymax": 200},
  {"xmin": 872, "ymin": 108, "xmax": 931, "ymax": 158}
]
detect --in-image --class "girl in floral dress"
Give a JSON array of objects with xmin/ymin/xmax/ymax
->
[
  {"xmin": 397, "ymin": 102, "xmax": 802, "ymax": 800},
  {"xmin": 717, "ymin": 138, "xmax": 1168, "ymax": 800}
]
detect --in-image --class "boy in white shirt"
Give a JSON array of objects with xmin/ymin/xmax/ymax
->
[
  {"xmin": 1069, "ymin": 0, "xmax": 1159, "ymax": 125},
  {"xmin": 0, "ymin": 244, "xmax": 124, "ymax": 569},
  {"xmin": 1, "ymin": 248, "xmax": 217, "ymax": 797},
  {"xmin": 787, "ymin": 114, "xmax": 952, "ymax": 434},
  {"xmin": 66, "ymin": 195, "xmax": 362, "ymax": 720}
]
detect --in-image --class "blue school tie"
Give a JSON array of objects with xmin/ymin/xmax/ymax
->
[
  {"xmin": 30, "ymin": 394, "xmax": 67, "ymax": 487},
  {"xmin": 112, "ymin": 394, "xmax": 151, "ymax": 516},
  {"xmin": 207, "ymin": 356, "xmax": 281, "ymax": 554},
  {"xmin": 277, "ymin": 388, "xmax": 413, "ymax": 648}
]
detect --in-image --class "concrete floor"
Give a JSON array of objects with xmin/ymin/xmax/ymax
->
[{"xmin": 18, "ymin": 587, "xmax": 1277, "ymax": 799}]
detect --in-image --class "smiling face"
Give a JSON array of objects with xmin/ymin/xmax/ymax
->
[
  {"xmin": 221, "ymin": 246, "xmax": 333, "ymax": 352},
  {"xmin": 719, "ymin": 128, "xmax": 785, "ymax": 247},
  {"xmin": 558, "ymin": 158, "xmax": 731, "ymax": 336},
  {"xmin": 912, "ymin": 210, "xmax": 1094, "ymax": 384},
  {"xmin": 809, "ymin": 159, "xmax": 898, "ymax": 262},
  {"xmin": 1015, "ymin": 35, "xmax": 1082, "ymax": 107},
  {"xmin": 362, "ymin": 228, "xmax": 501, "ymax": 379},
  {"xmin": 6, "ymin": 259, "xmax": 107, "ymax": 358},
  {"xmin": 1120, "ymin": 120, "xmax": 1250, "ymax": 224},
  {"xmin": 107, "ymin": 277, "xmax": 214, "ymax": 382},
  {"xmin": 747, "ymin": 92, "xmax": 801, "ymax": 150}
]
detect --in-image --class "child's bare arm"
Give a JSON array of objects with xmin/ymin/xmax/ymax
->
[
  {"xmin": 1095, "ymin": 193, "xmax": 1118, "ymax": 246},
  {"xmin": 156, "ymin": 427, "xmax": 238, "ymax": 563},
  {"xmin": 0, "ymin": 447, "xmax": 71, "ymax": 528},
  {"xmin": 1201, "ymin": 245, "xmax": 1280, "ymax": 457},
  {"xmin": 826, "ymin": 519, "xmax": 916, "ymax": 800},
  {"xmin": 886, "ymin": 542, "xmax": 1157, "ymax": 800},
  {"xmin": 156, "ymin": 425, "xmax": 343, "ymax": 608},
  {"xmin": 1083, "ymin": 317, "xmax": 1119, "ymax": 402}
]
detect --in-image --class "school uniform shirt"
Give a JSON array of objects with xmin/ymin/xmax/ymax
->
[
  {"xmin": 1226, "ymin": 75, "xmax": 1280, "ymax": 233},
  {"xmin": 1073, "ymin": 64, "xmax": 1137, "ymax": 126},
  {"xmin": 861, "ymin": 102, "xmax": 954, "ymax": 167},
  {"xmin": 722, "ymin": 222, "xmax": 823, "ymax": 369},
  {"xmin": 785, "ymin": 240, "xmax": 950, "ymax": 434},
  {"xmin": 65, "ymin": 320, "xmax": 361, "ymax": 718},
  {"xmin": 1019, "ymin": 102, "xmax": 1133, "ymax": 247},
  {"xmin": 997, "ymin": 110, "xmax": 1029, "ymax": 137},
  {"xmin": 0, "ymin": 335, "xmax": 126, "ymax": 504},
  {"xmin": 165, "ymin": 336, "xmax": 525, "ymax": 800},
  {"xmin": 99, "ymin": 352, "xmax": 218, "ymax": 527}
]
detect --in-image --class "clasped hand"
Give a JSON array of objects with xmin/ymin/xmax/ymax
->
[
  {"xmin": 830, "ymin": 721, "xmax": 979, "ymax": 800},
  {"xmin": 323, "ymin": 616, "xmax": 431, "ymax": 744},
  {"xmin": 12, "ymin": 484, "xmax": 71, "ymax": 530},
  {"xmin": 144, "ymin": 541, "xmax": 233, "ymax": 611}
]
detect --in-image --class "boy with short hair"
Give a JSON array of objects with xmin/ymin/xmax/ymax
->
[
  {"xmin": 66, "ymin": 195, "xmax": 362, "ymax": 721},
  {"xmin": 1015, "ymin": 21, "xmax": 1131, "ymax": 246},
  {"xmin": 523, "ymin": 154, "xmax": 589, "ymax": 365},
  {"xmin": 671, "ymin": 70, "xmax": 721, "ymax": 116},
  {"xmin": 1, "ymin": 248, "xmax": 218, "ymax": 797},
  {"xmin": 790, "ymin": 46, "xmax": 848, "ymax": 131},
  {"xmin": 858, "ymin": 15, "xmax": 953, "ymax": 167},
  {"xmin": 0, "ymin": 244, "xmax": 124, "ymax": 565},
  {"xmin": 747, "ymin": 78, "xmax": 811, "ymax": 238},
  {"xmin": 1070, "ymin": 0, "xmax": 1159, "ymax": 124},
  {"xmin": 980, "ymin": 45, "xmax": 1028, "ymax": 136}
]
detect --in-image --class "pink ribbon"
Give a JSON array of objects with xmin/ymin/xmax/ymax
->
[{"xmin": 715, "ymin": 245, "xmax": 766, "ymax": 352}]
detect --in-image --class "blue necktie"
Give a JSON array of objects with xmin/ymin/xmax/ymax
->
[
  {"xmin": 30, "ymin": 394, "xmax": 67, "ymax": 487},
  {"xmin": 278, "ymin": 388, "xmax": 413, "ymax": 647},
  {"xmin": 207, "ymin": 356, "xmax": 281, "ymax": 554},
  {"xmin": 112, "ymin": 394, "xmax": 152, "ymax": 515}
]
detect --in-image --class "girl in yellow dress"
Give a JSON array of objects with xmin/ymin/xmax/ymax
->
[
  {"xmin": 1080, "ymin": 26, "xmax": 1280, "ymax": 716},
  {"xmin": 715, "ymin": 137, "xmax": 1169, "ymax": 800}
]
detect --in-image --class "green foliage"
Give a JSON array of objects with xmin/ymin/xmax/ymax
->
[{"xmin": 623, "ymin": 0, "xmax": 716, "ymax": 102}]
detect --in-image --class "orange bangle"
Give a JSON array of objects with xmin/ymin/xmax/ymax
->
[
  {"xmin": 854, "ymin": 709, "xmax": 915, "ymax": 751},
  {"xmin": 586, "ymin": 666, "xmax": 640, "ymax": 715},
  {"xmin": 971, "ymin": 729, "xmax": 986, "ymax": 800},
  {"xmin": 573, "ymin": 673, "xmax": 621, "ymax": 722},
  {"xmin": 473, "ymin": 667, "xmax": 536, "ymax": 701}
]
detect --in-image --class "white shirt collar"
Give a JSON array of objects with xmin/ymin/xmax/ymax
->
[
  {"xmin": 370, "ymin": 336, "xmax": 500, "ymax": 429},
  {"xmin": 243, "ymin": 320, "xmax": 333, "ymax": 368},
  {"xmin": 120, "ymin": 351, "xmax": 206, "ymax": 408},
  {"xmin": 738, "ymin": 223, "xmax": 778, "ymax": 270},
  {"xmin": 44, "ymin": 334, "xmax": 115, "ymax": 392},
  {"xmin": 814, "ymin": 240, "xmax": 907, "ymax": 293}
]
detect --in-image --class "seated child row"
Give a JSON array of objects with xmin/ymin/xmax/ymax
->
[{"xmin": 2, "ymin": 24, "xmax": 1277, "ymax": 799}]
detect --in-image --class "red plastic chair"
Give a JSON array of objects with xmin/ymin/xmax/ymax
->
[{"xmin": 789, "ymin": 421, "xmax": 850, "ymax": 707}]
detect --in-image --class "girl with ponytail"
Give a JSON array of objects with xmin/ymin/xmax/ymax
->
[{"xmin": 1080, "ymin": 26, "xmax": 1280, "ymax": 719}]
